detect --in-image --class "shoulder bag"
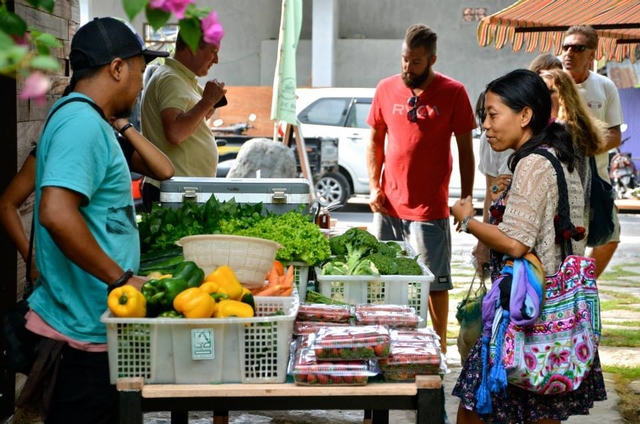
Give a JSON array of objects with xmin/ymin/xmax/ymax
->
[
  {"xmin": 586, "ymin": 155, "xmax": 615, "ymax": 247},
  {"xmin": 456, "ymin": 270, "xmax": 487, "ymax": 362},
  {"xmin": 475, "ymin": 150, "xmax": 601, "ymax": 413},
  {"xmin": 3, "ymin": 96, "xmax": 105, "ymax": 374}
]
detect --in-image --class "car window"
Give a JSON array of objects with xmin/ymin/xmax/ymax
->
[
  {"xmin": 298, "ymin": 98, "xmax": 350, "ymax": 126},
  {"xmin": 346, "ymin": 101, "xmax": 371, "ymax": 129}
]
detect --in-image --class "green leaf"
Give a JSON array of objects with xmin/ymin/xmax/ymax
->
[
  {"xmin": 179, "ymin": 17, "xmax": 202, "ymax": 54},
  {"xmin": 184, "ymin": 4, "xmax": 210, "ymax": 19},
  {"xmin": 123, "ymin": 0, "xmax": 148, "ymax": 21},
  {"xmin": 33, "ymin": 32, "xmax": 62, "ymax": 48},
  {"xmin": 0, "ymin": 45, "xmax": 28, "ymax": 75},
  {"xmin": 29, "ymin": 54, "xmax": 60, "ymax": 71},
  {"xmin": 145, "ymin": 5, "xmax": 171, "ymax": 31},
  {"xmin": 0, "ymin": 29, "xmax": 15, "ymax": 49},
  {"xmin": 29, "ymin": 0, "xmax": 55, "ymax": 13},
  {"xmin": 0, "ymin": 11, "xmax": 28, "ymax": 36}
]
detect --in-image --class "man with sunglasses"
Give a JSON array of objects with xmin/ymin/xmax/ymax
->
[
  {"xmin": 366, "ymin": 23, "xmax": 476, "ymax": 357},
  {"xmin": 562, "ymin": 24, "xmax": 624, "ymax": 278}
]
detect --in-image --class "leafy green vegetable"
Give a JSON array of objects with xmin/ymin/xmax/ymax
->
[
  {"xmin": 395, "ymin": 256, "xmax": 423, "ymax": 276},
  {"xmin": 137, "ymin": 196, "xmax": 264, "ymax": 253},
  {"xmin": 366, "ymin": 252, "xmax": 398, "ymax": 275},
  {"xmin": 321, "ymin": 261, "xmax": 349, "ymax": 275},
  {"xmin": 340, "ymin": 227, "xmax": 379, "ymax": 271},
  {"xmin": 349, "ymin": 259, "xmax": 379, "ymax": 276},
  {"xmin": 234, "ymin": 211, "xmax": 331, "ymax": 266}
]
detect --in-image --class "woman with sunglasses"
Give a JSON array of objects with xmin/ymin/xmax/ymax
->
[{"xmin": 451, "ymin": 69, "xmax": 606, "ymax": 424}]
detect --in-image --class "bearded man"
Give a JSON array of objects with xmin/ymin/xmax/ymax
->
[{"xmin": 366, "ymin": 23, "xmax": 476, "ymax": 356}]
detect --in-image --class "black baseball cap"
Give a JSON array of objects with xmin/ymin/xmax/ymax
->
[{"xmin": 70, "ymin": 17, "xmax": 169, "ymax": 70}]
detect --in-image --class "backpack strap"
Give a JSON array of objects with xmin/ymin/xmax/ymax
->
[
  {"xmin": 25, "ymin": 96, "xmax": 108, "ymax": 294},
  {"xmin": 530, "ymin": 149, "xmax": 575, "ymax": 258}
]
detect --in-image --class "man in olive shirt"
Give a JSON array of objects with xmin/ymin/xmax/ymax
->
[{"xmin": 142, "ymin": 30, "xmax": 226, "ymax": 180}]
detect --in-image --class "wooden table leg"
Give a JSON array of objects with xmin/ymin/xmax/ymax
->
[
  {"xmin": 415, "ymin": 376, "xmax": 444, "ymax": 424},
  {"xmin": 170, "ymin": 410, "xmax": 188, "ymax": 424},
  {"xmin": 117, "ymin": 378, "xmax": 144, "ymax": 424},
  {"xmin": 213, "ymin": 410, "xmax": 229, "ymax": 424},
  {"xmin": 371, "ymin": 410, "xmax": 390, "ymax": 424}
]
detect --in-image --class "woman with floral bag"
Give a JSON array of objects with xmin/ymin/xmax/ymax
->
[{"xmin": 451, "ymin": 69, "xmax": 606, "ymax": 424}]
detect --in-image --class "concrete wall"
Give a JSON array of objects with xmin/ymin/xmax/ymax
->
[{"xmin": 86, "ymin": 0, "xmax": 540, "ymax": 104}]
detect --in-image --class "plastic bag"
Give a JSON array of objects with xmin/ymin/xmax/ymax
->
[{"xmin": 455, "ymin": 270, "xmax": 487, "ymax": 362}]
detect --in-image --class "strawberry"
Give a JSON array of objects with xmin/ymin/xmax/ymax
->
[
  {"xmin": 306, "ymin": 373, "xmax": 317, "ymax": 384},
  {"xmin": 373, "ymin": 343, "xmax": 388, "ymax": 357},
  {"xmin": 331, "ymin": 375, "xmax": 343, "ymax": 384},
  {"xmin": 316, "ymin": 374, "xmax": 330, "ymax": 384},
  {"xmin": 296, "ymin": 373, "xmax": 307, "ymax": 382},
  {"xmin": 342, "ymin": 375, "xmax": 354, "ymax": 384}
]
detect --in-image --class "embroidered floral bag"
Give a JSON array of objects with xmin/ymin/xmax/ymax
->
[{"xmin": 477, "ymin": 150, "xmax": 601, "ymax": 406}]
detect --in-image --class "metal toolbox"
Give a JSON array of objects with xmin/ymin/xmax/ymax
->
[{"xmin": 159, "ymin": 177, "xmax": 311, "ymax": 213}]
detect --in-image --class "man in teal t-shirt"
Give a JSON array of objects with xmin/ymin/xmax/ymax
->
[{"xmin": 26, "ymin": 17, "xmax": 167, "ymax": 424}]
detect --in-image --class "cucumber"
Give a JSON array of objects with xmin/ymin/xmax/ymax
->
[{"xmin": 139, "ymin": 251, "xmax": 185, "ymax": 275}]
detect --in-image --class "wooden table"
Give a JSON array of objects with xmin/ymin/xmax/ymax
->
[{"xmin": 116, "ymin": 375, "xmax": 444, "ymax": 424}]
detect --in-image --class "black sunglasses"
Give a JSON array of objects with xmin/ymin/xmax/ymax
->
[
  {"xmin": 562, "ymin": 44, "xmax": 588, "ymax": 53},
  {"xmin": 407, "ymin": 95, "xmax": 419, "ymax": 122}
]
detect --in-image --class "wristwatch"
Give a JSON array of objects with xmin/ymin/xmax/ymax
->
[{"xmin": 460, "ymin": 216, "xmax": 474, "ymax": 233}]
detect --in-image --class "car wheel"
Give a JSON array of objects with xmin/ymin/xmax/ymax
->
[{"xmin": 315, "ymin": 172, "xmax": 351, "ymax": 207}]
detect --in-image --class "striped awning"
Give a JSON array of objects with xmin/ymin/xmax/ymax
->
[{"xmin": 478, "ymin": 0, "xmax": 640, "ymax": 63}]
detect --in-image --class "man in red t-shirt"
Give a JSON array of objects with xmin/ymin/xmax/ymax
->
[{"xmin": 367, "ymin": 24, "xmax": 476, "ymax": 355}]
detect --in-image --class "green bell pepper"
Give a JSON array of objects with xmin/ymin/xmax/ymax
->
[
  {"xmin": 157, "ymin": 310, "xmax": 184, "ymax": 318},
  {"xmin": 172, "ymin": 261, "xmax": 205, "ymax": 288},
  {"xmin": 141, "ymin": 277, "xmax": 188, "ymax": 310}
]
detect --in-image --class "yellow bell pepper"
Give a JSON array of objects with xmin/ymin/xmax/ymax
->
[
  {"xmin": 199, "ymin": 280, "xmax": 220, "ymax": 294},
  {"xmin": 173, "ymin": 287, "xmax": 217, "ymax": 318},
  {"xmin": 204, "ymin": 265, "xmax": 243, "ymax": 300},
  {"xmin": 214, "ymin": 299, "xmax": 255, "ymax": 318},
  {"xmin": 108, "ymin": 285, "xmax": 146, "ymax": 318}
]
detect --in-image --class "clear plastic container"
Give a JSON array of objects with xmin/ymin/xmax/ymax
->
[
  {"xmin": 379, "ymin": 338, "xmax": 444, "ymax": 381},
  {"xmin": 297, "ymin": 304, "xmax": 352, "ymax": 323},
  {"xmin": 294, "ymin": 320, "xmax": 352, "ymax": 336},
  {"xmin": 355, "ymin": 304, "xmax": 415, "ymax": 314},
  {"xmin": 312, "ymin": 325, "xmax": 391, "ymax": 361},
  {"xmin": 354, "ymin": 310, "xmax": 422, "ymax": 329},
  {"xmin": 291, "ymin": 348, "xmax": 377, "ymax": 386}
]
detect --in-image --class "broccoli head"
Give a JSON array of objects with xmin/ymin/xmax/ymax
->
[
  {"xmin": 341, "ymin": 227, "xmax": 379, "ymax": 270},
  {"xmin": 321, "ymin": 260, "xmax": 349, "ymax": 275},
  {"xmin": 328, "ymin": 234, "xmax": 347, "ymax": 256},
  {"xmin": 377, "ymin": 241, "xmax": 398, "ymax": 258},
  {"xmin": 366, "ymin": 252, "xmax": 398, "ymax": 275},
  {"xmin": 394, "ymin": 257, "xmax": 423, "ymax": 276},
  {"xmin": 349, "ymin": 259, "xmax": 380, "ymax": 276}
]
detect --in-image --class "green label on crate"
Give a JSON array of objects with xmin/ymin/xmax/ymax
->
[{"xmin": 191, "ymin": 328, "xmax": 214, "ymax": 360}]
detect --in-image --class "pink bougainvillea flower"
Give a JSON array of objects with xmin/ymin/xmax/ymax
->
[
  {"xmin": 19, "ymin": 71, "xmax": 51, "ymax": 105},
  {"xmin": 11, "ymin": 33, "xmax": 29, "ymax": 46},
  {"xmin": 149, "ymin": 0, "xmax": 195, "ymax": 20},
  {"xmin": 201, "ymin": 11, "xmax": 224, "ymax": 48}
]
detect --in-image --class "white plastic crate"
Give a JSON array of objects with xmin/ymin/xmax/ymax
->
[
  {"xmin": 101, "ymin": 296, "xmax": 299, "ymax": 384},
  {"xmin": 287, "ymin": 261, "xmax": 310, "ymax": 302},
  {"xmin": 314, "ymin": 242, "xmax": 434, "ymax": 320}
]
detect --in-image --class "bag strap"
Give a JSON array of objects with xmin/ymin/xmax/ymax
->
[
  {"xmin": 530, "ymin": 149, "xmax": 574, "ymax": 258},
  {"xmin": 24, "ymin": 96, "xmax": 108, "ymax": 296}
]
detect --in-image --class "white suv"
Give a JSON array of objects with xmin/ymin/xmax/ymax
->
[
  {"xmin": 295, "ymin": 88, "xmax": 485, "ymax": 206},
  {"xmin": 296, "ymin": 88, "xmax": 374, "ymax": 205}
]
